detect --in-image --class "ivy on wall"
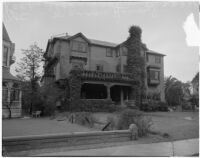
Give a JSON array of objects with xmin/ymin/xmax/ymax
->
[
  {"xmin": 126, "ymin": 25, "xmax": 146, "ymax": 106},
  {"xmin": 69, "ymin": 68, "xmax": 82, "ymax": 111}
]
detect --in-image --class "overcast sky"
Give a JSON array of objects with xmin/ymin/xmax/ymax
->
[{"xmin": 3, "ymin": 1, "xmax": 199, "ymax": 82}]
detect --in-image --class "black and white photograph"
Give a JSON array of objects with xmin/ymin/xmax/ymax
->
[{"xmin": 2, "ymin": 1, "xmax": 199, "ymax": 156}]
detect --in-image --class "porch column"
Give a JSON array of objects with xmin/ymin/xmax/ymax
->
[
  {"xmin": 120, "ymin": 87, "xmax": 124, "ymax": 106},
  {"xmin": 106, "ymin": 85, "xmax": 111, "ymax": 100}
]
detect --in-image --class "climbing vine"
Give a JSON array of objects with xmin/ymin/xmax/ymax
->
[
  {"xmin": 69, "ymin": 68, "xmax": 82, "ymax": 111},
  {"xmin": 126, "ymin": 25, "xmax": 146, "ymax": 106}
]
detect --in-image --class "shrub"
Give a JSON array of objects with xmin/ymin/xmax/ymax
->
[
  {"xmin": 72, "ymin": 112, "xmax": 96, "ymax": 128},
  {"xmin": 117, "ymin": 109, "xmax": 143, "ymax": 130},
  {"xmin": 106, "ymin": 115, "xmax": 118, "ymax": 130},
  {"xmin": 117, "ymin": 109, "xmax": 153, "ymax": 137},
  {"xmin": 158, "ymin": 101, "xmax": 169, "ymax": 111}
]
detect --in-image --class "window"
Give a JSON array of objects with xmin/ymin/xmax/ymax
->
[
  {"xmin": 149, "ymin": 70, "xmax": 160, "ymax": 80},
  {"xmin": 3, "ymin": 46, "xmax": 8, "ymax": 66},
  {"xmin": 155, "ymin": 56, "xmax": 161, "ymax": 63},
  {"xmin": 116, "ymin": 64, "xmax": 120, "ymax": 72},
  {"xmin": 96, "ymin": 64, "xmax": 103, "ymax": 71},
  {"xmin": 72, "ymin": 41, "xmax": 86, "ymax": 52},
  {"xmin": 11, "ymin": 89, "xmax": 20, "ymax": 101},
  {"xmin": 106, "ymin": 48, "xmax": 113, "ymax": 57},
  {"xmin": 116, "ymin": 50, "xmax": 120, "ymax": 57},
  {"xmin": 122, "ymin": 47, "xmax": 127, "ymax": 56},
  {"xmin": 123, "ymin": 65, "xmax": 128, "ymax": 73},
  {"xmin": 3, "ymin": 88, "xmax": 8, "ymax": 102}
]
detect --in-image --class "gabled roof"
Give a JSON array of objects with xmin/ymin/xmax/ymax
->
[
  {"xmin": 3, "ymin": 23, "xmax": 11, "ymax": 42},
  {"xmin": 52, "ymin": 33, "xmax": 117, "ymax": 48},
  {"xmin": 45, "ymin": 32, "xmax": 165, "ymax": 56},
  {"xmin": 3, "ymin": 67, "xmax": 20, "ymax": 81},
  {"xmin": 146, "ymin": 50, "xmax": 166, "ymax": 56}
]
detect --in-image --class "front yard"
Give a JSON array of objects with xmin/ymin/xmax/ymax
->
[
  {"xmin": 2, "ymin": 117, "xmax": 96, "ymax": 137},
  {"xmin": 3, "ymin": 112, "xmax": 199, "ymax": 143}
]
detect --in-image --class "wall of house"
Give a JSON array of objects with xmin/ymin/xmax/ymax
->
[
  {"xmin": 90, "ymin": 46, "xmax": 119, "ymax": 72},
  {"xmin": 2, "ymin": 40, "xmax": 15, "ymax": 67},
  {"xmin": 146, "ymin": 53, "xmax": 165, "ymax": 101}
]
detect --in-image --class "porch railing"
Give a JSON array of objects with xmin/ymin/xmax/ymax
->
[{"xmin": 81, "ymin": 70, "xmax": 134, "ymax": 82}]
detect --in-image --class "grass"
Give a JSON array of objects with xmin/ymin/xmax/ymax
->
[
  {"xmin": 93, "ymin": 111, "xmax": 199, "ymax": 141},
  {"xmin": 2, "ymin": 117, "xmax": 96, "ymax": 137},
  {"xmin": 2, "ymin": 111, "xmax": 199, "ymax": 142}
]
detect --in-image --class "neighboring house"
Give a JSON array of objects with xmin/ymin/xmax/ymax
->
[
  {"xmin": 191, "ymin": 72, "xmax": 199, "ymax": 96},
  {"xmin": 2, "ymin": 24, "xmax": 22, "ymax": 118},
  {"xmin": 41, "ymin": 32, "xmax": 165, "ymax": 106}
]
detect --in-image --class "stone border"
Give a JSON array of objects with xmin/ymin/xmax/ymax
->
[{"xmin": 3, "ymin": 130, "xmax": 132, "ymax": 153}]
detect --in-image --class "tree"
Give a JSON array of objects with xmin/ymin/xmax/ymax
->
[
  {"xmin": 15, "ymin": 43, "xmax": 44, "ymax": 114},
  {"xmin": 126, "ymin": 25, "xmax": 146, "ymax": 106},
  {"xmin": 164, "ymin": 76, "xmax": 184, "ymax": 106}
]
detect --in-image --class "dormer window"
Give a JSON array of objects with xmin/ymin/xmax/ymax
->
[
  {"xmin": 3, "ymin": 46, "xmax": 8, "ymax": 66},
  {"xmin": 72, "ymin": 41, "xmax": 86, "ymax": 52}
]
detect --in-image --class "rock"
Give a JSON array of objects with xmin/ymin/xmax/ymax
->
[{"xmin": 129, "ymin": 124, "xmax": 138, "ymax": 140}]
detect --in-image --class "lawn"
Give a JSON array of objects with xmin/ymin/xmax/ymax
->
[
  {"xmin": 2, "ymin": 117, "xmax": 96, "ymax": 137},
  {"xmin": 2, "ymin": 112, "xmax": 199, "ymax": 142},
  {"xmin": 93, "ymin": 111, "xmax": 199, "ymax": 141}
]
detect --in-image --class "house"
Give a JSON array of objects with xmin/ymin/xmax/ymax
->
[
  {"xmin": 2, "ymin": 24, "xmax": 22, "ymax": 118},
  {"xmin": 41, "ymin": 32, "xmax": 165, "ymax": 107},
  {"xmin": 191, "ymin": 72, "xmax": 199, "ymax": 96}
]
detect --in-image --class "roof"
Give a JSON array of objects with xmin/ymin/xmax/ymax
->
[
  {"xmin": 3, "ymin": 67, "xmax": 20, "ymax": 81},
  {"xmin": 57, "ymin": 34, "xmax": 117, "ymax": 48},
  {"xmin": 47, "ymin": 32, "xmax": 165, "ymax": 56},
  {"xmin": 3, "ymin": 23, "xmax": 11, "ymax": 42},
  {"xmin": 192, "ymin": 72, "xmax": 199, "ymax": 84},
  {"xmin": 146, "ymin": 50, "xmax": 166, "ymax": 56}
]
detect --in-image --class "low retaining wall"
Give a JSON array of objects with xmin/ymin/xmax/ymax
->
[{"xmin": 3, "ymin": 130, "xmax": 131, "ymax": 153}]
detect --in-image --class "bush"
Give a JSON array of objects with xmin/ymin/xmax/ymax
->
[
  {"xmin": 117, "ymin": 109, "xmax": 153, "ymax": 137},
  {"xmin": 79, "ymin": 100, "xmax": 117, "ymax": 112},
  {"xmin": 117, "ymin": 109, "xmax": 143, "ymax": 130},
  {"xmin": 72, "ymin": 112, "xmax": 96, "ymax": 127},
  {"xmin": 140, "ymin": 101, "xmax": 169, "ymax": 112},
  {"xmin": 158, "ymin": 101, "xmax": 169, "ymax": 111},
  {"xmin": 106, "ymin": 115, "xmax": 118, "ymax": 130}
]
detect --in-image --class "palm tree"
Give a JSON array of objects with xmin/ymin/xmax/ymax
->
[{"xmin": 164, "ymin": 76, "xmax": 183, "ymax": 107}]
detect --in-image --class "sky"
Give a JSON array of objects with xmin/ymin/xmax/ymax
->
[{"xmin": 3, "ymin": 1, "xmax": 199, "ymax": 82}]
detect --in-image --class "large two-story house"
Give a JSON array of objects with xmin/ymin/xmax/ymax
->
[
  {"xmin": 42, "ymin": 32, "xmax": 165, "ymax": 106},
  {"xmin": 2, "ymin": 24, "xmax": 22, "ymax": 118}
]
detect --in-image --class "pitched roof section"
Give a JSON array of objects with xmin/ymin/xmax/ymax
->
[
  {"xmin": 48, "ymin": 32, "xmax": 165, "ymax": 56},
  {"xmin": 55, "ymin": 33, "xmax": 117, "ymax": 47},
  {"xmin": 146, "ymin": 50, "xmax": 166, "ymax": 56},
  {"xmin": 3, "ymin": 67, "xmax": 20, "ymax": 81},
  {"xmin": 3, "ymin": 23, "xmax": 11, "ymax": 42}
]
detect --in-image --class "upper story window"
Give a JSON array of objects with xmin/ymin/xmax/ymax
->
[
  {"xmin": 116, "ymin": 64, "xmax": 120, "ymax": 72},
  {"xmin": 122, "ymin": 47, "xmax": 127, "ymax": 56},
  {"xmin": 123, "ymin": 65, "xmax": 128, "ymax": 73},
  {"xmin": 155, "ymin": 56, "xmax": 161, "ymax": 63},
  {"xmin": 106, "ymin": 48, "xmax": 113, "ymax": 57},
  {"xmin": 116, "ymin": 50, "xmax": 120, "ymax": 57},
  {"xmin": 72, "ymin": 41, "xmax": 87, "ymax": 52},
  {"xmin": 3, "ymin": 46, "xmax": 8, "ymax": 66},
  {"xmin": 96, "ymin": 64, "xmax": 103, "ymax": 71},
  {"xmin": 149, "ymin": 70, "xmax": 160, "ymax": 81}
]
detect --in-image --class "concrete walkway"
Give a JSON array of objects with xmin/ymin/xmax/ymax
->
[{"xmin": 37, "ymin": 138, "xmax": 199, "ymax": 156}]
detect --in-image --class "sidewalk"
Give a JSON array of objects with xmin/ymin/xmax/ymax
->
[{"xmin": 37, "ymin": 138, "xmax": 199, "ymax": 156}]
